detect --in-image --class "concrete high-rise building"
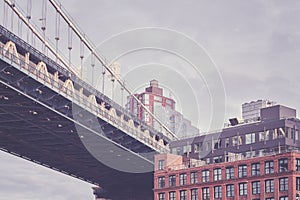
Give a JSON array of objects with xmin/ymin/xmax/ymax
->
[
  {"xmin": 242, "ymin": 99, "xmax": 276, "ymax": 122},
  {"xmin": 126, "ymin": 80, "xmax": 199, "ymax": 138}
]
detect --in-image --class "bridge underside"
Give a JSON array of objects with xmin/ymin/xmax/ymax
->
[{"xmin": 0, "ymin": 60, "xmax": 154, "ymax": 200}]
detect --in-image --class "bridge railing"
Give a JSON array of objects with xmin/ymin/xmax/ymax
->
[{"xmin": 0, "ymin": 41, "xmax": 170, "ymax": 154}]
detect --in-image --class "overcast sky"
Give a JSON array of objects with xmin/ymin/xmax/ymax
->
[{"xmin": 1, "ymin": 0, "xmax": 300, "ymax": 199}]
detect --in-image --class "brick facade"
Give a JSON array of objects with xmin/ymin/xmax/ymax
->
[{"xmin": 154, "ymin": 152, "xmax": 300, "ymax": 200}]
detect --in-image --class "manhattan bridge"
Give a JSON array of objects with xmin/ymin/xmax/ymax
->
[{"xmin": 0, "ymin": 0, "xmax": 178, "ymax": 199}]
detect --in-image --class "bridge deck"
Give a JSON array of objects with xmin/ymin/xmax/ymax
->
[{"xmin": 0, "ymin": 25, "xmax": 162, "ymax": 199}]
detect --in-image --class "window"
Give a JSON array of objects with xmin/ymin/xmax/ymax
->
[
  {"xmin": 190, "ymin": 172, "xmax": 198, "ymax": 184},
  {"xmin": 297, "ymin": 177, "xmax": 300, "ymax": 191},
  {"xmin": 158, "ymin": 193, "xmax": 165, "ymax": 200},
  {"xmin": 279, "ymin": 177, "xmax": 288, "ymax": 191},
  {"xmin": 180, "ymin": 190, "xmax": 187, "ymax": 200},
  {"xmin": 265, "ymin": 179, "xmax": 274, "ymax": 193},
  {"xmin": 193, "ymin": 143, "xmax": 199, "ymax": 153},
  {"xmin": 191, "ymin": 189, "xmax": 198, "ymax": 200},
  {"xmin": 279, "ymin": 197, "xmax": 288, "ymax": 200},
  {"xmin": 214, "ymin": 185, "xmax": 222, "ymax": 199},
  {"xmin": 213, "ymin": 156, "xmax": 222, "ymax": 163},
  {"xmin": 213, "ymin": 138, "xmax": 221, "ymax": 149},
  {"xmin": 169, "ymin": 191, "xmax": 176, "ymax": 200},
  {"xmin": 179, "ymin": 173, "xmax": 187, "ymax": 186},
  {"xmin": 279, "ymin": 158, "xmax": 288, "ymax": 172},
  {"xmin": 233, "ymin": 135, "xmax": 242, "ymax": 146},
  {"xmin": 225, "ymin": 138, "xmax": 230, "ymax": 147},
  {"xmin": 158, "ymin": 160, "xmax": 165, "ymax": 170},
  {"xmin": 273, "ymin": 128, "xmax": 278, "ymax": 139},
  {"xmin": 245, "ymin": 151, "xmax": 255, "ymax": 158},
  {"xmin": 279, "ymin": 127, "xmax": 286, "ymax": 137},
  {"xmin": 226, "ymin": 166, "xmax": 234, "ymax": 179},
  {"xmin": 205, "ymin": 158, "xmax": 210, "ymax": 164},
  {"xmin": 183, "ymin": 145, "xmax": 191, "ymax": 154},
  {"xmin": 239, "ymin": 182, "xmax": 247, "ymax": 196},
  {"xmin": 296, "ymin": 158, "xmax": 300, "ymax": 171},
  {"xmin": 252, "ymin": 181, "xmax": 260, "ymax": 194},
  {"xmin": 202, "ymin": 170, "xmax": 210, "ymax": 182},
  {"xmin": 214, "ymin": 168, "xmax": 222, "ymax": 181},
  {"xmin": 238, "ymin": 165, "xmax": 247, "ymax": 178},
  {"xmin": 158, "ymin": 177, "xmax": 165, "ymax": 188},
  {"xmin": 245, "ymin": 133, "xmax": 255, "ymax": 144},
  {"xmin": 251, "ymin": 163, "xmax": 260, "ymax": 176},
  {"xmin": 265, "ymin": 161, "xmax": 274, "ymax": 174},
  {"xmin": 266, "ymin": 198, "xmax": 274, "ymax": 200},
  {"xmin": 259, "ymin": 130, "xmax": 270, "ymax": 141},
  {"xmin": 154, "ymin": 96, "xmax": 162, "ymax": 102},
  {"xmin": 226, "ymin": 184, "xmax": 234, "ymax": 197},
  {"xmin": 169, "ymin": 175, "xmax": 176, "ymax": 187},
  {"xmin": 202, "ymin": 187, "xmax": 210, "ymax": 200},
  {"xmin": 144, "ymin": 94, "xmax": 149, "ymax": 104}
]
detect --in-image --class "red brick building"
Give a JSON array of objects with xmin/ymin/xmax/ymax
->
[{"xmin": 154, "ymin": 151, "xmax": 300, "ymax": 200}]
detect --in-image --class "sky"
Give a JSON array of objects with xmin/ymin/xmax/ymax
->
[{"xmin": 1, "ymin": 0, "xmax": 300, "ymax": 199}]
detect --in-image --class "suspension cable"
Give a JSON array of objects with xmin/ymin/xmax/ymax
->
[
  {"xmin": 4, "ymin": 0, "xmax": 79, "ymax": 76},
  {"xmin": 48, "ymin": 0, "xmax": 177, "ymax": 139}
]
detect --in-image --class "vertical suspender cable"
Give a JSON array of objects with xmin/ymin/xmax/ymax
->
[
  {"xmin": 121, "ymin": 87, "xmax": 124, "ymax": 107},
  {"xmin": 102, "ymin": 65, "xmax": 105, "ymax": 94},
  {"xmin": 10, "ymin": 0, "xmax": 15, "ymax": 31},
  {"xmin": 55, "ymin": 9, "xmax": 60, "ymax": 62},
  {"xmin": 80, "ymin": 39, "xmax": 84, "ymax": 78},
  {"xmin": 26, "ymin": 0, "xmax": 32, "ymax": 43},
  {"xmin": 91, "ymin": 53, "xmax": 95, "ymax": 86},
  {"xmin": 48, "ymin": 0, "xmax": 177, "ymax": 139},
  {"xmin": 41, "ymin": 0, "xmax": 47, "ymax": 53},
  {"xmin": 68, "ymin": 26, "xmax": 72, "ymax": 67},
  {"xmin": 4, "ymin": 0, "xmax": 79, "ymax": 75}
]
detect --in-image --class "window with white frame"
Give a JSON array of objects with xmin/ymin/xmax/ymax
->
[
  {"xmin": 239, "ymin": 182, "xmax": 247, "ymax": 196},
  {"xmin": 226, "ymin": 184, "xmax": 234, "ymax": 197},
  {"xmin": 214, "ymin": 185, "xmax": 222, "ymax": 199},
  {"xmin": 245, "ymin": 133, "xmax": 255, "ymax": 144},
  {"xmin": 265, "ymin": 179, "xmax": 274, "ymax": 193},
  {"xmin": 202, "ymin": 170, "xmax": 210, "ymax": 182},
  {"xmin": 252, "ymin": 181, "xmax": 260, "ymax": 195},
  {"xmin": 214, "ymin": 168, "xmax": 222, "ymax": 181},
  {"xmin": 279, "ymin": 177, "xmax": 288, "ymax": 191}
]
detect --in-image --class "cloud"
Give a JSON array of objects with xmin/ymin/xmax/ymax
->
[{"xmin": 1, "ymin": 0, "xmax": 300, "ymax": 199}]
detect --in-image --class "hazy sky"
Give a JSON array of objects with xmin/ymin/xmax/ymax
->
[{"xmin": 1, "ymin": 0, "xmax": 300, "ymax": 199}]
